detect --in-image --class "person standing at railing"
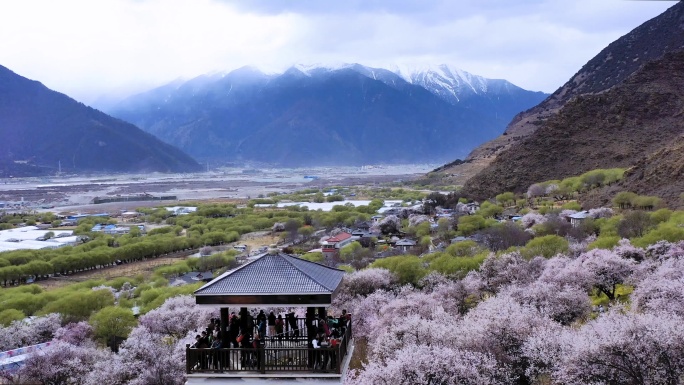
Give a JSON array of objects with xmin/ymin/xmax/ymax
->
[
  {"xmin": 311, "ymin": 335, "xmax": 321, "ymax": 371},
  {"xmin": 267, "ymin": 311, "xmax": 276, "ymax": 341},
  {"xmin": 330, "ymin": 334, "xmax": 339, "ymax": 371},
  {"xmin": 287, "ymin": 312, "xmax": 299, "ymax": 339},
  {"xmin": 275, "ymin": 314, "xmax": 284, "ymax": 343},
  {"xmin": 327, "ymin": 314, "xmax": 338, "ymax": 331},
  {"xmin": 240, "ymin": 309, "xmax": 255, "ymax": 338},
  {"xmin": 338, "ymin": 311, "xmax": 349, "ymax": 335},
  {"xmin": 239, "ymin": 332, "xmax": 252, "ymax": 369},
  {"xmin": 194, "ymin": 332, "xmax": 210, "ymax": 370},
  {"xmin": 212, "ymin": 324, "xmax": 220, "ymax": 342},
  {"xmin": 252, "ymin": 332, "xmax": 265, "ymax": 370},
  {"xmin": 256, "ymin": 310, "xmax": 267, "ymax": 336},
  {"xmin": 319, "ymin": 335, "xmax": 331, "ymax": 372},
  {"xmin": 228, "ymin": 314, "xmax": 240, "ymax": 348},
  {"xmin": 210, "ymin": 334, "xmax": 223, "ymax": 372}
]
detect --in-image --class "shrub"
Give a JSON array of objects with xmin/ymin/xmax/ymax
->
[{"xmin": 521, "ymin": 235, "xmax": 569, "ymax": 259}]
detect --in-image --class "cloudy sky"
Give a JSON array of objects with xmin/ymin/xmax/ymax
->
[{"xmin": 0, "ymin": 0, "xmax": 675, "ymax": 105}]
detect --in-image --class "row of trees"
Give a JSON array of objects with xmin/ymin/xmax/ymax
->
[
  {"xmin": 527, "ymin": 168, "xmax": 625, "ymax": 201},
  {"xmin": 612, "ymin": 191, "xmax": 664, "ymax": 210},
  {"xmin": 0, "ymin": 268, "xmax": 205, "ymax": 325},
  {"xmin": 0, "ymin": 230, "xmax": 236, "ymax": 286}
]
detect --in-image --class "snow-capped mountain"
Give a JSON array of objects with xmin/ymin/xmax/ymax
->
[
  {"xmin": 108, "ymin": 63, "xmax": 547, "ymax": 167},
  {"xmin": 391, "ymin": 64, "xmax": 521, "ymax": 104},
  {"xmin": 280, "ymin": 63, "xmax": 536, "ymax": 106}
]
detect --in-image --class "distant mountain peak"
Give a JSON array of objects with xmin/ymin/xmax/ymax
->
[
  {"xmin": 390, "ymin": 63, "xmax": 506, "ymax": 103},
  {"xmin": 290, "ymin": 62, "xmax": 355, "ymax": 76},
  {"xmin": 108, "ymin": 62, "xmax": 547, "ymax": 167}
]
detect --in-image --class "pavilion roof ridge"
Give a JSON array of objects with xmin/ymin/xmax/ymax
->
[
  {"xmin": 193, "ymin": 252, "xmax": 345, "ymax": 297},
  {"xmin": 279, "ymin": 253, "xmax": 344, "ymax": 292},
  {"xmin": 193, "ymin": 255, "xmax": 262, "ymax": 294}
]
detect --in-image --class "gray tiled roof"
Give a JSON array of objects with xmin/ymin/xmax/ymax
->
[
  {"xmin": 569, "ymin": 211, "xmax": 590, "ymax": 219},
  {"xmin": 395, "ymin": 239, "xmax": 416, "ymax": 246},
  {"xmin": 195, "ymin": 252, "xmax": 344, "ymax": 296}
]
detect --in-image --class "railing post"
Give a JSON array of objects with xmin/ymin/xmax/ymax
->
[
  {"xmin": 337, "ymin": 345, "xmax": 342, "ymax": 374},
  {"xmin": 285, "ymin": 316, "xmax": 290, "ymax": 338},
  {"xmin": 260, "ymin": 346, "xmax": 266, "ymax": 374},
  {"xmin": 185, "ymin": 344, "xmax": 191, "ymax": 374},
  {"xmin": 306, "ymin": 307, "xmax": 316, "ymax": 368}
]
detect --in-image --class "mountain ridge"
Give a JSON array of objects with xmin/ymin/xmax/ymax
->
[
  {"xmin": 460, "ymin": 1, "xmax": 684, "ymax": 203},
  {"xmin": 109, "ymin": 63, "xmax": 547, "ymax": 166},
  {"xmin": 451, "ymin": 1, "xmax": 684, "ymax": 169},
  {"xmin": 0, "ymin": 65, "xmax": 202, "ymax": 176}
]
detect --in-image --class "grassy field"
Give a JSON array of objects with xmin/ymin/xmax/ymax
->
[{"xmin": 37, "ymin": 256, "xmax": 186, "ymax": 290}]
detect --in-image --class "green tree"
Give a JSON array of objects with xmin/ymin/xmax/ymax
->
[
  {"xmin": 0, "ymin": 309, "xmax": 25, "ymax": 326},
  {"xmin": 617, "ymin": 211, "xmax": 652, "ymax": 238},
  {"xmin": 588, "ymin": 236, "xmax": 621, "ymax": 250},
  {"xmin": 90, "ymin": 306, "xmax": 137, "ymax": 341},
  {"xmin": 21, "ymin": 260, "xmax": 53, "ymax": 280},
  {"xmin": 414, "ymin": 221, "xmax": 431, "ymax": 238},
  {"xmin": 457, "ymin": 215, "xmax": 486, "ymax": 236},
  {"xmin": 429, "ymin": 252, "xmax": 487, "ymax": 276},
  {"xmin": 436, "ymin": 218, "xmax": 453, "ymax": 242},
  {"xmin": 478, "ymin": 201, "xmax": 503, "ymax": 218},
  {"xmin": 521, "ymin": 235, "xmax": 569, "ymax": 259},
  {"xmin": 300, "ymin": 252, "xmax": 324, "ymax": 263},
  {"xmin": 201, "ymin": 231, "xmax": 230, "ymax": 245},
  {"xmin": 129, "ymin": 226, "xmax": 142, "ymax": 237},
  {"xmin": 339, "ymin": 241, "xmax": 363, "ymax": 262},
  {"xmin": 561, "ymin": 201, "xmax": 581, "ymax": 211},
  {"xmin": 495, "ymin": 192, "xmax": 516, "ymax": 207},
  {"xmin": 371, "ymin": 255, "xmax": 426, "ymax": 285},
  {"xmin": 613, "ymin": 192, "xmax": 637, "ymax": 209},
  {"xmin": 445, "ymin": 240, "xmax": 480, "ymax": 257},
  {"xmin": 580, "ymin": 169, "xmax": 606, "ymax": 188},
  {"xmin": 651, "ymin": 208, "xmax": 673, "ymax": 224},
  {"xmin": 632, "ymin": 195, "xmax": 663, "ymax": 211},
  {"xmin": 633, "ymin": 223, "xmax": 684, "ymax": 247},
  {"xmin": 419, "ymin": 235, "xmax": 433, "ymax": 252},
  {"xmin": 298, "ymin": 226, "xmax": 314, "ymax": 241},
  {"xmin": 40, "ymin": 289, "xmax": 115, "ymax": 322}
]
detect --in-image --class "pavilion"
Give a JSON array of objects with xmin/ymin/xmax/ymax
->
[{"xmin": 186, "ymin": 250, "xmax": 352, "ymax": 382}]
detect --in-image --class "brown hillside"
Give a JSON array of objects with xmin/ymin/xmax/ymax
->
[
  {"xmin": 619, "ymin": 134, "xmax": 684, "ymax": 205},
  {"xmin": 442, "ymin": 2, "xmax": 684, "ymax": 179},
  {"xmin": 462, "ymin": 50, "xmax": 684, "ymax": 199}
]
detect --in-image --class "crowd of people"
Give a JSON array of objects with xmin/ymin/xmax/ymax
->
[{"xmin": 189, "ymin": 309, "xmax": 351, "ymax": 372}]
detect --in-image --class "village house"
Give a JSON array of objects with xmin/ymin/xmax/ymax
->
[
  {"xmin": 568, "ymin": 211, "xmax": 590, "ymax": 227},
  {"xmin": 395, "ymin": 238, "xmax": 417, "ymax": 252},
  {"xmin": 91, "ymin": 224, "xmax": 145, "ymax": 235},
  {"xmin": 457, "ymin": 202, "xmax": 480, "ymax": 215},
  {"xmin": 320, "ymin": 232, "xmax": 356, "ymax": 258}
]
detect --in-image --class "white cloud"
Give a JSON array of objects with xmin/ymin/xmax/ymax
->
[{"xmin": 0, "ymin": 0, "xmax": 674, "ymax": 104}]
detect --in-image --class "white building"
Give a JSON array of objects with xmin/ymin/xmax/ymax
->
[{"xmin": 0, "ymin": 226, "xmax": 76, "ymax": 252}]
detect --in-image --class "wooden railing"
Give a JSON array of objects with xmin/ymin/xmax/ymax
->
[{"xmin": 186, "ymin": 319, "xmax": 352, "ymax": 375}]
